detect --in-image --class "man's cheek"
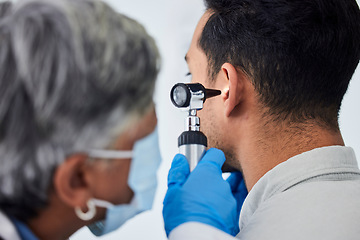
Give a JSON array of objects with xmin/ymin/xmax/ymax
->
[
  {"xmin": 198, "ymin": 111, "xmax": 206, "ymax": 128},
  {"xmin": 199, "ymin": 116, "xmax": 210, "ymax": 136}
]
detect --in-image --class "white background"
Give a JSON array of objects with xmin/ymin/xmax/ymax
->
[{"xmin": 70, "ymin": 0, "xmax": 360, "ymax": 239}]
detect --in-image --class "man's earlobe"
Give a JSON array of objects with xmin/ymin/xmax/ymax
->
[
  {"xmin": 221, "ymin": 63, "xmax": 243, "ymax": 117},
  {"xmin": 53, "ymin": 154, "xmax": 91, "ymax": 209}
]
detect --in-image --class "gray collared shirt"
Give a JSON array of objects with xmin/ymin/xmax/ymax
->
[{"xmin": 170, "ymin": 146, "xmax": 360, "ymax": 240}]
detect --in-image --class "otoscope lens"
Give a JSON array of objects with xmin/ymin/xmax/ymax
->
[{"xmin": 173, "ymin": 86, "xmax": 188, "ymax": 106}]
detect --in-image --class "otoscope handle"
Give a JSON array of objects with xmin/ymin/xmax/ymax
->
[{"xmin": 178, "ymin": 131, "xmax": 207, "ymax": 172}]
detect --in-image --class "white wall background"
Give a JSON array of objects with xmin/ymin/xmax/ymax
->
[{"xmin": 67, "ymin": 0, "xmax": 360, "ymax": 239}]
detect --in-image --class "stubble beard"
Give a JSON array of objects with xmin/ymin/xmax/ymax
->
[{"xmin": 201, "ymin": 111, "xmax": 242, "ymax": 173}]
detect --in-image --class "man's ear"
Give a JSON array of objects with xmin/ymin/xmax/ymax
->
[
  {"xmin": 53, "ymin": 154, "xmax": 91, "ymax": 209},
  {"xmin": 221, "ymin": 63, "xmax": 245, "ymax": 117}
]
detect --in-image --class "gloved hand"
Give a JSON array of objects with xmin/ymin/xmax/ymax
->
[
  {"xmin": 163, "ymin": 148, "xmax": 240, "ymax": 237},
  {"xmin": 226, "ymin": 172, "xmax": 248, "ymax": 221}
]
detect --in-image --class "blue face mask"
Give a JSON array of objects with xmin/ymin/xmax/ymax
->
[{"xmin": 87, "ymin": 128, "xmax": 161, "ymax": 236}]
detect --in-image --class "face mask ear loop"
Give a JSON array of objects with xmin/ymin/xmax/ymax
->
[
  {"xmin": 75, "ymin": 199, "xmax": 97, "ymax": 221},
  {"xmin": 92, "ymin": 199, "xmax": 115, "ymax": 208},
  {"xmin": 87, "ymin": 150, "xmax": 133, "ymax": 159}
]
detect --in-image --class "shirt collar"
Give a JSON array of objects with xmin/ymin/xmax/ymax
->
[
  {"xmin": 239, "ymin": 146, "xmax": 359, "ymax": 230},
  {"xmin": 11, "ymin": 217, "xmax": 39, "ymax": 240}
]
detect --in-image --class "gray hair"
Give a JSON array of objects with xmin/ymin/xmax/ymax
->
[{"xmin": 0, "ymin": 0, "xmax": 159, "ymax": 221}]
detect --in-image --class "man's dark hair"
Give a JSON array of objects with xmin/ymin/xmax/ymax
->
[{"xmin": 200, "ymin": 0, "xmax": 360, "ymax": 129}]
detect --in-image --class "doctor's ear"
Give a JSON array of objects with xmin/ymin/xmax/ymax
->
[
  {"xmin": 53, "ymin": 154, "xmax": 91, "ymax": 209},
  {"xmin": 220, "ymin": 63, "xmax": 247, "ymax": 117}
]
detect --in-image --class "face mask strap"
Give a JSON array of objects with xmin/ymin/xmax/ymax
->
[
  {"xmin": 75, "ymin": 199, "xmax": 96, "ymax": 221},
  {"xmin": 92, "ymin": 198, "xmax": 115, "ymax": 208},
  {"xmin": 75, "ymin": 150, "xmax": 132, "ymax": 222},
  {"xmin": 74, "ymin": 198, "xmax": 115, "ymax": 222},
  {"xmin": 88, "ymin": 150, "xmax": 133, "ymax": 159}
]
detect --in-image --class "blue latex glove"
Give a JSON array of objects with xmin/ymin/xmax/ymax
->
[
  {"xmin": 163, "ymin": 148, "xmax": 239, "ymax": 236},
  {"xmin": 226, "ymin": 172, "xmax": 248, "ymax": 221}
]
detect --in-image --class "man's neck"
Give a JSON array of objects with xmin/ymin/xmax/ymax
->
[{"xmin": 239, "ymin": 121, "xmax": 345, "ymax": 191}]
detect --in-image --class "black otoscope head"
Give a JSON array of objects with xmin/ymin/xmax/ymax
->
[
  {"xmin": 171, "ymin": 83, "xmax": 219, "ymax": 171},
  {"xmin": 170, "ymin": 83, "xmax": 221, "ymax": 109}
]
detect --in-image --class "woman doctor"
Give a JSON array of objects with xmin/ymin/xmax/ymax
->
[{"xmin": 0, "ymin": 0, "xmax": 161, "ymax": 239}]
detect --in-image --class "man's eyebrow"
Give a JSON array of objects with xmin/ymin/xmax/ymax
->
[{"xmin": 185, "ymin": 54, "xmax": 188, "ymax": 62}]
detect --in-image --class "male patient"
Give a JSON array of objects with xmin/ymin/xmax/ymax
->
[{"xmin": 163, "ymin": 0, "xmax": 360, "ymax": 239}]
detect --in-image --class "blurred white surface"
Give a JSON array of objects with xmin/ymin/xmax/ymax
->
[{"xmin": 70, "ymin": 0, "xmax": 360, "ymax": 239}]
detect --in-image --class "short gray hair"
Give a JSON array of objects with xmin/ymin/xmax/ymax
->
[{"xmin": 0, "ymin": 0, "xmax": 159, "ymax": 221}]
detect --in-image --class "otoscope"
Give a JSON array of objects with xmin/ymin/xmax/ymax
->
[{"xmin": 170, "ymin": 83, "xmax": 221, "ymax": 171}]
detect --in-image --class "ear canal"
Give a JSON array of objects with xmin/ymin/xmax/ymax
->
[{"xmin": 223, "ymin": 88, "xmax": 230, "ymax": 99}]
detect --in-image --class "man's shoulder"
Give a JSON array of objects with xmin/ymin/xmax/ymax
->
[{"xmin": 239, "ymin": 179, "xmax": 360, "ymax": 240}]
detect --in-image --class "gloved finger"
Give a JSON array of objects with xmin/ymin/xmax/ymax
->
[
  {"xmin": 226, "ymin": 172, "xmax": 243, "ymax": 192},
  {"xmin": 197, "ymin": 148, "xmax": 226, "ymax": 171},
  {"xmin": 167, "ymin": 154, "xmax": 190, "ymax": 188},
  {"xmin": 163, "ymin": 184, "xmax": 179, "ymax": 205}
]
